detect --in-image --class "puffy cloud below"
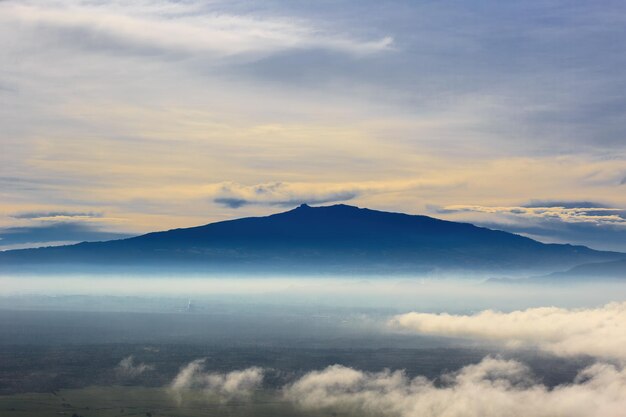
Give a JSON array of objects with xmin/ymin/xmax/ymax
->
[
  {"xmin": 390, "ymin": 302, "xmax": 626, "ymax": 361},
  {"xmin": 115, "ymin": 355, "xmax": 154, "ymax": 378},
  {"xmin": 284, "ymin": 357, "xmax": 626, "ymax": 417},
  {"xmin": 170, "ymin": 359, "xmax": 263, "ymax": 402}
]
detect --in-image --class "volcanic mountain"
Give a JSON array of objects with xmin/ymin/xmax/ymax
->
[{"xmin": 0, "ymin": 204, "xmax": 622, "ymax": 275}]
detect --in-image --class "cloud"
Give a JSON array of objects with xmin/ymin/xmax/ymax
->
[
  {"xmin": 213, "ymin": 198, "xmax": 252, "ymax": 209},
  {"xmin": 213, "ymin": 182, "xmax": 358, "ymax": 208},
  {"xmin": 115, "ymin": 355, "xmax": 154, "ymax": 378},
  {"xmin": 11, "ymin": 211, "xmax": 103, "ymax": 220},
  {"xmin": 211, "ymin": 180, "xmax": 455, "ymax": 208},
  {"xmin": 170, "ymin": 359, "xmax": 263, "ymax": 402},
  {"xmin": 2, "ymin": 1, "xmax": 392, "ymax": 61},
  {"xmin": 284, "ymin": 357, "xmax": 626, "ymax": 417},
  {"xmin": 522, "ymin": 200, "xmax": 609, "ymax": 209},
  {"xmin": 0, "ymin": 222, "xmax": 132, "ymax": 249},
  {"xmin": 621, "ymin": 176, "xmax": 626, "ymax": 185},
  {"xmin": 438, "ymin": 203, "xmax": 626, "ymax": 226},
  {"xmin": 477, "ymin": 219, "xmax": 626, "ymax": 252},
  {"xmin": 390, "ymin": 302, "xmax": 626, "ymax": 361},
  {"xmin": 432, "ymin": 201, "xmax": 626, "ymax": 251}
]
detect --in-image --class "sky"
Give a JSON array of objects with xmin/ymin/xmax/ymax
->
[{"xmin": 1, "ymin": 0, "xmax": 625, "ymax": 251}]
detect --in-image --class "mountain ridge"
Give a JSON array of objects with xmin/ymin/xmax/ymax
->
[{"xmin": 0, "ymin": 204, "xmax": 622, "ymax": 276}]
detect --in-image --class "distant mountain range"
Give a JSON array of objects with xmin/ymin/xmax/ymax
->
[
  {"xmin": 487, "ymin": 257, "xmax": 626, "ymax": 284},
  {"xmin": 525, "ymin": 258, "xmax": 626, "ymax": 283},
  {"xmin": 0, "ymin": 204, "xmax": 623, "ymax": 276}
]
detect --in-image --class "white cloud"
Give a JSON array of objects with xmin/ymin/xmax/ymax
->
[
  {"xmin": 2, "ymin": 1, "xmax": 392, "ymax": 61},
  {"xmin": 284, "ymin": 357, "xmax": 626, "ymax": 417},
  {"xmin": 115, "ymin": 355, "xmax": 154, "ymax": 378},
  {"xmin": 169, "ymin": 359, "xmax": 263, "ymax": 402},
  {"xmin": 390, "ymin": 302, "xmax": 626, "ymax": 361}
]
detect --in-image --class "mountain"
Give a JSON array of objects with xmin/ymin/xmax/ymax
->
[
  {"xmin": 0, "ymin": 204, "xmax": 622, "ymax": 275},
  {"xmin": 487, "ymin": 258, "xmax": 626, "ymax": 285},
  {"xmin": 540, "ymin": 258, "xmax": 626, "ymax": 281}
]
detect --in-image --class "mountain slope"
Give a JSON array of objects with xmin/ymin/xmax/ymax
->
[
  {"xmin": 0, "ymin": 204, "xmax": 622, "ymax": 275},
  {"xmin": 543, "ymin": 258, "xmax": 626, "ymax": 281}
]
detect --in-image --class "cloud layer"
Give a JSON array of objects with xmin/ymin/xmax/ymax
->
[
  {"xmin": 432, "ymin": 200, "xmax": 626, "ymax": 251},
  {"xmin": 284, "ymin": 357, "xmax": 626, "ymax": 417},
  {"xmin": 390, "ymin": 302, "xmax": 626, "ymax": 361},
  {"xmin": 164, "ymin": 300, "xmax": 626, "ymax": 417},
  {"xmin": 439, "ymin": 203, "xmax": 626, "ymax": 226},
  {"xmin": 210, "ymin": 180, "xmax": 453, "ymax": 208}
]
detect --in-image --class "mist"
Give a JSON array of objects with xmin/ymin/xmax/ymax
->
[
  {"xmin": 1, "ymin": 274, "xmax": 625, "ymax": 313},
  {"xmin": 1, "ymin": 274, "xmax": 624, "ymax": 417}
]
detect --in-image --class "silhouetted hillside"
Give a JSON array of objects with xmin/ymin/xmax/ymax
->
[
  {"xmin": 543, "ymin": 258, "xmax": 626, "ymax": 281},
  {"xmin": 0, "ymin": 204, "xmax": 622, "ymax": 275}
]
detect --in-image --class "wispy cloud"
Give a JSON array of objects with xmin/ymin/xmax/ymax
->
[
  {"xmin": 523, "ymin": 200, "xmax": 610, "ymax": 209},
  {"xmin": 211, "ymin": 180, "xmax": 457, "ymax": 208},
  {"xmin": 0, "ymin": 222, "xmax": 132, "ymax": 249},
  {"xmin": 284, "ymin": 357, "xmax": 626, "ymax": 417},
  {"xmin": 431, "ymin": 200, "xmax": 626, "ymax": 251},
  {"xmin": 390, "ymin": 302, "xmax": 626, "ymax": 361},
  {"xmin": 437, "ymin": 203, "xmax": 626, "ymax": 226},
  {"xmin": 212, "ymin": 182, "xmax": 359, "ymax": 208},
  {"xmin": 11, "ymin": 211, "xmax": 103, "ymax": 220},
  {"xmin": 2, "ymin": 1, "xmax": 392, "ymax": 62}
]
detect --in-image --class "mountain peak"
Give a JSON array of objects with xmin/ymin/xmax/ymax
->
[
  {"xmin": 0, "ymin": 204, "xmax": 621, "ymax": 275},
  {"xmin": 287, "ymin": 203, "xmax": 361, "ymax": 216}
]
